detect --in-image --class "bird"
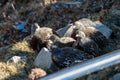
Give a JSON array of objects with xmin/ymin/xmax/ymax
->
[
  {"xmin": 51, "ymin": 47, "xmax": 93, "ymax": 68},
  {"xmin": 49, "ymin": 34, "xmax": 76, "ymax": 48},
  {"xmin": 29, "ymin": 35, "xmax": 48, "ymax": 52},
  {"xmin": 84, "ymin": 27, "xmax": 108, "ymax": 48},
  {"xmin": 29, "ymin": 25, "xmax": 59, "ymax": 52},
  {"xmin": 72, "ymin": 25, "xmax": 108, "ymax": 49},
  {"xmin": 34, "ymin": 27, "xmax": 53, "ymax": 42},
  {"xmin": 73, "ymin": 30, "xmax": 100, "ymax": 57}
]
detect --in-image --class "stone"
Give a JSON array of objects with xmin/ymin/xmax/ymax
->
[
  {"xmin": 34, "ymin": 47, "xmax": 53, "ymax": 70},
  {"xmin": 57, "ymin": 1, "xmax": 82, "ymax": 9},
  {"xmin": 113, "ymin": 73, "xmax": 120, "ymax": 80},
  {"xmin": 29, "ymin": 68, "xmax": 46, "ymax": 80},
  {"xmin": 111, "ymin": 10, "xmax": 120, "ymax": 15},
  {"xmin": 94, "ymin": 21, "xmax": 112, "ymax": 39},
  {"xmin": 56, "ymin": 24, "xmax": 75, "ymax": 37},
  {"xmin": 60, "ymin": 1, "xmax": 81, "ymax": 5},
  {"xmin": 58, "ymin": 1, "xmax": 81, "ymax": 8},
  {"xmin": 7, "ymin": 56, "xmax": 27, "ymax": 64}
]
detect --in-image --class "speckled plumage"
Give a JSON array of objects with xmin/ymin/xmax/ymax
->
[
  {"xmin": 73, "ymin": 31, "xmax": 100, "ymax": 57},
  {"xmin": 49, "ymin": 34, "xmax": 76, "ymax": 48},
  {"xmin": 51, "ymin": 47, "xmax": 93, "ymax": 68},
  {"xmin": 72, "ymin": 26, "xmax": 108, "ymax": 48},
  {"xmin": 30, "ymin": 27, "xmax": 57, "ymax": 51}
]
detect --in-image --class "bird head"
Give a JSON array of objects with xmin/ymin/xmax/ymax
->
[{"xmin": 75, "ymin": 31, "xmax": 86, "ymax": 39}]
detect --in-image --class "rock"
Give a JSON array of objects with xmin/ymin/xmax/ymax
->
[
  {"xmin": 94, "ymin": 21, "xmax": 112, "ymax": 39},
  {"xmin": 111, "ymin": 10, "xmax": 120, "ymax": 15},
  {"xmin": 7, "ymin": 56, "xmax": 27, "ymax": 64},
  {"xmin": 56, "ymin": 24, "xmax": 75, "ymax": 37},
  {"xmin": 113, "ymin": 73, "xmax": 120, "ymax": 80},
  {"xmin": 58, "ymin": 1, "xmax": 82, "ymax": 9},
  {"xmin": 34, "ymin": 47, "xmax": 53, "ymax": 70},
  {"xmin": 50, "ymin": 1, "xmax": 81, "ymax": 11},
  {"xmin": 109, "ymin": 73, "xmax": 120, "ymax": 80},
  {"xmin": 58, "ymin": 1, "xmax": 81, "ymax": 8},
  {"xmin": 60, "ymin": 1, "xmax": 81, "ymax": 5},
  {"xmin": 29, "ymin": 68, "xmax": 46, "ymax": 80}
]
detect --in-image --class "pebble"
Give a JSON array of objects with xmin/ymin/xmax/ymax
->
[{"xmin": 7, "ymin": 56, "xmax": 27, "ymax": 64}]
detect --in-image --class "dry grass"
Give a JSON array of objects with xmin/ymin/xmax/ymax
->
[
  {"xmin": 0, "ymin": 62, "xmax": 26, "ymax": 80},
  {"xmin": 0, "ymin": 40, "xmax": 37, "ymax": 80}
]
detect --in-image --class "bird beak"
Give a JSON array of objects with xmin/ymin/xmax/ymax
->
[
  {"xmin": 48, "ymin": 40, "xmax": 53, "ymax": 44},
  {"xmin": 75, "ymin": 34, "xmax": 79, "ymax": 37}
]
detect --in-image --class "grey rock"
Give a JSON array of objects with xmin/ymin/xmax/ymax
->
[
  {"xmin": 113, "ymin": 73, "xmax": 120, "ymax": 80},
  {"xmin": 94, "ymin": 21, "xmax": 112, "ymax": 39},
  {"xmin": 57, "ymin": 1, "xmax": 82, "ymax": 9},
  {"xmin": 60, "ymin": 1, "xmax": 81, "ymax": 5},
  {"xmin": 109, "ymin": 73, "xmax": 120, "ymax": 80},
  {"xmin": 56, "ymin": 24, "xmax": 75, "ymax": 37},
  {"xmin": 34, "ymin": 47, "xmax": 53, "ymax": 70},
  {"xmin": 111, "ymin": 10, "xmax": 120, "ymax": 15}
]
